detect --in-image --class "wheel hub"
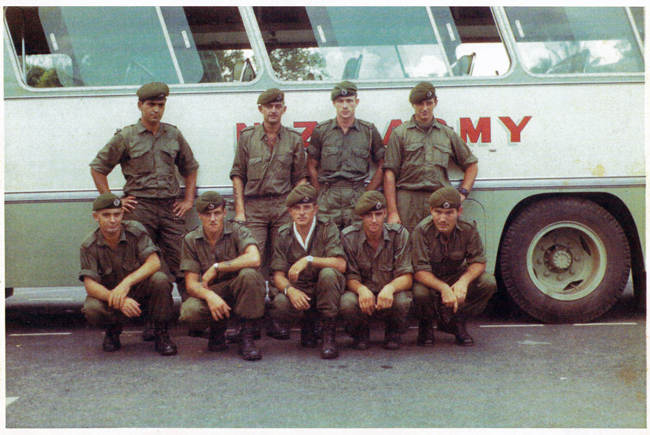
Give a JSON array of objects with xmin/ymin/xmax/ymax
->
[{"xmin": 544, "ymin": 245, "xmax": 573, "ymax": 272}]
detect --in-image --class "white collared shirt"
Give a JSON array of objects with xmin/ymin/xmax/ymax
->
[{"xmin": 293, "ymin": 218, "xmax": 317, "ymax": 251}]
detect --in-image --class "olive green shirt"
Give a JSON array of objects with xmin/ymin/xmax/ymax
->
[
  {"xmin": 307, "ymin": 118, "xmax": 385, "ymax": 183},
  {"xmin": 230, "ymin": 124, "xmax": 308, "ymax": 197},
  {"xmin": 270, "ymin": 215, "xmax": 345, "ymax": 288},
  {"xmin": 180, "ymin": 220, "xmax": 258, "ymax": 281},
  {"xmin": 341, "ymin": 222, "xmax": 413, "ymax": 294},
  {"xmin": 90, "ymin": 120, "xmax": 199, "ymax": 198},
  {"xmin": 383, "ymin": 116, "xmax": 477, "ymax": 191},
  {"xmin": 79, "ymin": 220, "xmax": 159, "ymax": 289},
  {"xmin": 411, "ymin": 215, "xmax": 487, "ymax": 282}
]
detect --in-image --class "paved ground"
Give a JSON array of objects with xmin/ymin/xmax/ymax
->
[{"xmin": 4, "ymin": 284, "xmax": 646, "ymax": 429}]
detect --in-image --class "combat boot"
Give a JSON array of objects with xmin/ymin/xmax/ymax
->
[
  {"xmin": 208, "ymin": 322, "xmax": 228, "ymax": 352},
  {"xmin": 300, "ymin": 315, "xmax": 318, "ymax": 348},
  {"xmin": 383, "ymin": 320, "xmax": 402, "ymax": 350},
  {"xmin": 141, "ymin": 319, "xmax": 155, "ymax": 342},
  {"xmin": 454, "ymin": 316, "xmax": 474, "ymax": 346},
  {"xmin": 352, "ymin": 324, "xmax": 370, "ymax": 350},
  {"xmin": 154, "ymin": 322, "xmax": 178, "ymax": 356},
  {"xmin": 417, "ymin": 320, "xmax": 434, "ymax": 347},
  {"xmin": 102, "ymin": 324, "xmax": 122, "ymax": 352},
  {"xmin": 320, "ymin": 317, "xmax": 339, "ymax": 359},
  {"xmin": 239, "ymin": 320, "xmax": 262, "ymax": 361},
  {"xmin": 266, "ymin": 317, "xmax": 290, "ymax": 340},
  {"xmin": 436, "ymin": 300, "xmax": 458, "ymax": 335}
]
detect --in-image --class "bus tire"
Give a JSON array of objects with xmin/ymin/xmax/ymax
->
[{"xmin": 500, "ymin": 197, "xmax": 630, "ymax": 323}]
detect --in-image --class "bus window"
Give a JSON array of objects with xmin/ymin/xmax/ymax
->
[
  {"xmin": 505, "ymin": 7, "xmax": 644, "ymax": 75},
  {"xmin": 4, "ymin": 6, "xmax": 257, "ymax": 88},
  {"xmin": 254, "ymin": 6, "xmax": 509, "ymax": 81}
]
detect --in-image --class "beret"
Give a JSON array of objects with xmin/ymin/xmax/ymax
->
[
  {"xmin": 409, "ymin": 81, "xmax": 436, "ymax": 104},
  {"xmin": 137, "ymin": 82, "xmax": 169, "ymax": 101},
  {"xmin": 286, "ymin": 184, "xmax": 317, "ymax": 207},
  {"xmin": 258, "ymin": 88, "xmax": 284, "ymax": 105},
  {"xmin": 331, "ymin": 81, "xmax": 357, "ymax": 100},
  {"xmin": 428, "ymin": 187, "xmax": 461, "ymax": 209},
  {"xmin": 196, "ymin": 191, "xmax": 225, "ymax": 213},
  {"xmin": 354, "ymin": 191, "xmax": 386, "ymax": 216},
  {"xmin": 93, "ymin": 193, "xmax": 122, "ymax": 211}
]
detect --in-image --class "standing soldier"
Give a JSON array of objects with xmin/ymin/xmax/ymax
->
[
  {"xmin": 80, "ymin": 193, "xmax": 177, "ymax": 356},
  {"xmin": 307, "ymin": 81, "xmax": 385, "ymax": 228},
  {"xmin": 340, "ymin": 191, "xmax": 413, "ymax": 350},
  {"xmin": 383, "ymin": 81, "xmax": 478, "ymax": 232},
  {"xmin": 178, "ymin": 192, "xmax": 266, "ymax": 361},
  {"xmin": 230, "ymin": 88, "xmax": 308, "ymax": 339},
  {"xmin": 90, "ymin": 82, "xmax": 199, "ymax": 338},
  {"xmin": 411, "ymin": 187, "xmax": 496, "ymax": 347},
  {"xmin": 268, "ymin": 184, "xmax": 347, "ymax": 359}
]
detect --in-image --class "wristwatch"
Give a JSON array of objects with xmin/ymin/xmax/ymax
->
[
  {"xmin": 306, "ymin": 255, "xmax": 314, "ymax": 263},
  {"xmin": 213, "ymin": 262, "xmax": 219, "ymax": 271},
  {"xmin": 457, "ymin": 187, "xmax": 469, "ymax": 197},
  {"xmin": 284, "ymin": 284, "xmax": 292, "ymax": 295}
]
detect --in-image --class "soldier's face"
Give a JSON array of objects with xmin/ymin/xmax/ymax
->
[
  {"xmin": 412, "ymin": 98, "xmax": 436, "ymax": 124},
  {"xmin": 200, "ymin": 206, "xmax": 226, "ymax": 235},
  {"xmin": 138, "ymin": 99, "xmax": 166, "ymax": 125},
  {"xmin": 431, "ymin": 206, "xmax": 461, "ymax": 235},
  {"xmin": 93, "ymin": 208, "xmax": 124, "ymax": 237},
  {"xmin": 361, "ymin": 209, "xmax": 387, "ymax": 236},
  {"xmin": 333, "ymin": 96, "xmax": 359, "ymax": 121},
  {"xmin": 258, "ymin": 102, "xmax": 286, "ymax": 125},
  {"xmin": 289, "ymin": 203, "xmax": 317, "ymax": 228}
]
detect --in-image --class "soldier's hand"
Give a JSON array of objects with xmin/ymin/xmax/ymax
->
[
  {"xmin": 440, "ymin": 287, "xmax": 459, "ymax": 313},
  {"xmin": 376, "ymin": 286, "xmax": 395, "ymax": 311},
  {"xmin": 173, "ymin": 199, "xmax": 193, "ymax": 217},
  {"xmin": 286, "ymin": 286, "xmax": 311, "ymax": 311},
  {"xmin": 121, "ymin": 196, "xmax": 138, "ymax": 213},
  {"xmin": 109, "ymin": 282, "xmax": 130, "ymax": 309},
  {"xmin": 288, "ymin": 258, "xmax": 309, "ymax": 282},
  {"xmin": 387, "ymin": 211, "xmax": 401, "ymax": 225},
  {"xmin": 206, "ymin": 292, "xmax": 231, "ymax": 321},
  {"xmin": 119, "ymin": 297, "xmax": 141, "ymax": 318},
  {"xmin": 451, "ymin": 280, "xmax": 468, "ymax": 305},
  {"xmin": 358, "ymin": 286, "xmax": 375, "ymax": 316}
]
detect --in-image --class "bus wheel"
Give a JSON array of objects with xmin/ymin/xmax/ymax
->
[{"xmin": 500, "ymin": 197, "xmax": 630, "ymax": 323}]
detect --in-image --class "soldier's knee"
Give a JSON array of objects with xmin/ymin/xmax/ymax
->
[
  {"xmin": 339, "ymin": 292, "xmax": 359, "ymax": 316},
  {"xmin": 81, "ymin": 297, "xmax": 108, "ymax": 325},
  {"xmin": 150, "ymin": 271, "xmax": 172, "ymax": 292},
  {"xmin": 411, "ymin": 282, "xmax": 433, "ymax": 302},
  {"xmin": 477, "ymin": 272, "xmax": 497, "ymax": 296}
]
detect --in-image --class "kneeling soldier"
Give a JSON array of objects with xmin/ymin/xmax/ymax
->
[
  {"xmin": 80, "ymin": 193, "xmax": 177, "ymax": 356},
  {"xmin": 411, "ymin": 187, "xmax": 496, "ymax": 347},
  {"xmin": 269, "ymin": 184, "xmax": 347, "ymax": 359},
  {"xmin": 179, "ymin": 191, "xmax": 266, "ymax": 361},
  {"xmin": 340, "ymin": 191, "xmax": 413, "ymax": 350}
]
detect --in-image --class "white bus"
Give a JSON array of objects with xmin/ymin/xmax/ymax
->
[{"xmin": 4, "ymin": 6, "xmax": 645, "ymax": 323}]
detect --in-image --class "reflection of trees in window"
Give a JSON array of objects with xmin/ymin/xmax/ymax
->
[
  {"xmin": 25, "ymin": 65, "xmax": 63, "ymax": 88},
  {"xmin": 269, "ymin": 48, "xmax": 328, "ymax": 81}
]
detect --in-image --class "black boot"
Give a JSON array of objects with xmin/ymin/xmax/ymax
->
[
  {"xmin": 208, "ymin": 323, "xmax": 228, "ymax": 352},
  {"xmin": 352, "ymin": 324, "xmax": 370, "ymax": 350},
  {"xmin": 300, "ymin": 314, "xmax": 318, "ymax": 348},
  {"xmin": 417, "ymin": 319, "xmax": 434, "ymax": 347},
  {"xmin": 102, "ymin": 324, "xmax": 122, "ymax": 352},
  {"xmin": 454, "ymin": 316, "xmax": 474, "ymax": 346},
  {"xmin": 436, "ymin": 296, "xmax": 458, "ymax": 335},
  {"xmin": 142, "ymin": 319, "xmax": 155, "ymax": 342},
  {"xmin": 383, "ymin": 320, "xmax": 402, "ymax": 350},
  {"xmin": 225, "ymin": 323, "xmax": 242, "ymax": 343},
  {"xmin": 154, "ymin": 323, "xmax": 178, "ymax": 356},
  {"xmin": 239, "ymin": 320, "xmax": 262, "ymax": 361},
  {"xmin": 266, "ymin": 317, "xmax": 290, "ymax": 340},
  {"xmin": 320, "ymin": 317, "xmax": 339, "ymax": 359}
]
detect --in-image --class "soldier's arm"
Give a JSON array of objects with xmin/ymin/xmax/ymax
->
[
  {"xmin": 90, "ymin": 169, "xmax": 111, "ymax": 194},
  {"xmin": 365, "ymin": 158, "xmax": 384, "ymax": 192},
  {"xmin": 459, "ymin": 162, "xmax": 478, "ymax": 201},
  {"xmin": 109, "ymin": 253, "xmax": 162, "ymax": 309},
  {"xmin": 186, "ymin": 271, "xmax": 231, "ymax": 321},
  {"xmin": 451, "ymin": 262, "xmax": 486, "ymax": 304},
  {"xmin": 384, "ymin": 169, "xmax": 400, "ymax": 224},
  {"xmin": 232, "ymin": 175, "xmax": 246, "ymax": 222},
  {"xmin": 201, "ymin": 244, "xmax": 261, "ymax": 287},
  {"xmin": 307, "ymin": 157, "xmax": 321, "ymax": 193},
  {"xmin": 415, "ymin": 270, "xmax": 458, "ymax": 313},
  {"xmin": 174, "ymin": 170, "xmax": 197, "ymax": 217},
  {"xmin": 274, "ymin": 270, "xmax": 311, "ymax": 311}
]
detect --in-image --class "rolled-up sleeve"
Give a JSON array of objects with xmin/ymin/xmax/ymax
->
[
  {"xmin": 180, "ymin": 236, "xmax": 201, "ymax": 274},
  {"xmin": 410, "ymin": 226, "xmax": 432, "ymax": 274}
]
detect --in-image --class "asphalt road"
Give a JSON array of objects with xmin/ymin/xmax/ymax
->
[{"xmin": 4, "ymin": 284, "xmax": 646, "ymax": 429}]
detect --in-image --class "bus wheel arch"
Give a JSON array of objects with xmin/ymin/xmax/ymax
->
[{"xmin": 499, "ymin": 195, "xmax": 632, "ymax": 323}]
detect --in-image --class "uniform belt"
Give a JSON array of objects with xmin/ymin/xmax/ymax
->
[
  {"xmin": 244, "ymin": 193, "xmax": 289, "ymax": 200},
  {"xmin": 130, "ymin": 196, "xmax": 177, "ymax": 204},
  {"xmin": 322, "ymin": 180, "xmax": 365, "ymax": 188}
]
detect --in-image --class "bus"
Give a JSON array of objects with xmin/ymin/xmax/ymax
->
[{"xmin": 3, "ymin": 6, "xmax": 645, "ymax": 323}]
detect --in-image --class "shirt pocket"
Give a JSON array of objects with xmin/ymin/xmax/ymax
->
[
  {"xmin": 357, "ymin": 258, "xmax": 373, "ymax": 282},
  {"xmin": 403, "ymin": 142, "xmax": 426, "ymax": 176},
  {"xmin": 124, "ymin": 143, "xmax": 152, "ymax": 176},
  {"xmin": 160, "ymin": 143, "xmax": 179, "ymax": 167},
  {"xmin": 429, "ymin": 140, "xmax": 452, "ymax": 169},
  {"xmin": 348, "ymin": 142, "xmax": 370, "ymax": 173},
  {"xmin": 247, "ymin": 156, "xmax": 265, "ymax": 181},
  {"xmin": 321, "ymin": 144, "xmax": 341, "ymax": 172}
]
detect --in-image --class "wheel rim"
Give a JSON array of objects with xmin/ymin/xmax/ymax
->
[{"xmin": 526, "ymin": 221, "xmax": 607, "ymax": 301}]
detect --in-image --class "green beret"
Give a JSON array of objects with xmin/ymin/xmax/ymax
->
[
  {"xmin": 137, "ymin": 82, "xmax": 169, "ymax": 101},
  {"xmin": 354, "ymin": 191, "xmax": 386, "ymax": 216},
  {"xmin": 428, "ymin": 187, "xmax": 461, "ymax": 209},
  {"xmin": 93, "ymin": 193, "xmax": 122, "ymax": 211},
  {"xmin": 331, "ymin": 81, "xmax": 357, "ymax": 100},
  {"xmin": 409, "ymin": 81, "xmax": 436, "ymax": 104},
  {"xmin": 258, "ymin": 88, "xmax": 284, "ymax": 105},
  {"xmin": 286, "ymin": 184, "xmax": 317, "ymax": 207},
  {"xmin": 196, "ymin": 191, "xmax": 224, "ymax": 213}
]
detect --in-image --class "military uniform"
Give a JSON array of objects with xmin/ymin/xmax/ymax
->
[
  {"xmin": 340, "ymin": 221, "xmax": 413, "ymax": 344},
  {"xmin": 178, "ymin": 220, "xmax": 266, "ymax": 331},
  {"xmin": 411, "ymin": 214, "xmax": 496, "ymax": 342},
  {"xmin": 308, "ymin": 117, "xmax": 385, "ymax": 228},
  {"xmin": 230, "ymin": 123, "xmax": 307, "ymax": 270},
  {"xmin": 91, "ymin": 108, "xmax": 199, "ymax": 298},
  {"xmin": 383, "ymin": 117, "xmax": 477, "ymax": 232}
]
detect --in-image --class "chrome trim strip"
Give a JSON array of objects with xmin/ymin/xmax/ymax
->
[{"xmin": 4, "ymin": 177, "xmax": 645, "ymax": 204}]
